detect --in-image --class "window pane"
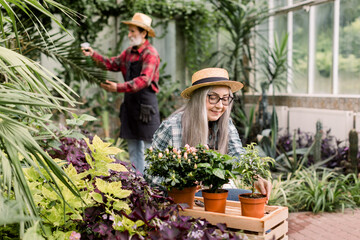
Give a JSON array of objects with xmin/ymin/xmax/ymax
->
[
  {"xmin": 274, "ymin": 15, "xmax": 288, "ymax": 93},
  {"xmin": 255, "ymin": 18, "xmax": 269, "ymax": 92},
  {"xmin": 338, "ymin": 0, "xmax": 360, "ymax": 94},
  {"xmin": 274, "ymin": 0, "xmax": 287, "ymax": 8},
  {"xmin": 292, "ymin": 10, "xmax": 309, "ymax": 93},
  {"xmin": 314, "ymin": 3, "xmax": 333, "ymax": 94}
]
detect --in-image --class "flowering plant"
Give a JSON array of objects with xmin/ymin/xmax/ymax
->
[{"xmin": 145, "ymin": 144, "xmax": 208, "ymax": 190}]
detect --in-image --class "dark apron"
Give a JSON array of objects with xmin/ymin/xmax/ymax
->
[{"xmin": 119, "ymin": 51, "xmax": 160, "ymax": 141}]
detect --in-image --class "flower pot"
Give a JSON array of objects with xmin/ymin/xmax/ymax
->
[
  {"xmin": 238, "ymin": 193, "xmax": 267, "ymax": 218},
  {"xmin": 168, "ymin": 186, "xmax": 197, "ymax": 209},
  {"xmin": 202, "ymin": 189, "xmax": 228, "ymax": 213}
]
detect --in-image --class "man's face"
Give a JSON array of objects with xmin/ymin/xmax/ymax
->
[{"xmin": 128, "ymin": 25, "xmax": 146, "ymax": 47}]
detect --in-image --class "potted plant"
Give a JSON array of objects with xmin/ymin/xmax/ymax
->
[
  {"xmin": 145, "ymin": 144, "xmax": 202, "ymax": 209},
  {"xmin": 234, "ymin": 143, "xmax": 274, "ymax": 218},
  {"xmin": 196, "ymin": 147, "xmax": 235, "ymax": 213}
]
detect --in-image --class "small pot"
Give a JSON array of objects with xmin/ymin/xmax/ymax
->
[
  {"xmin": 238, "ymin": 193, "xmax": 267, "ymax": 218},
  {"xmin": 168, "ymin": 186, "xmax": 197, "ymax": 209},
  {"xmin": 202, "ymin": 189, "xmax": 228, "ymax": 213}
]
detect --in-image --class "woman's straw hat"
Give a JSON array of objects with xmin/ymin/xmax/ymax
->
[
  {"xmin": 122, "ymin": 13, "xmax": 156, "ymax": 37},
  {"xmin": 181, "ymin": 68, "xmax": 244, "ymax": 99}
]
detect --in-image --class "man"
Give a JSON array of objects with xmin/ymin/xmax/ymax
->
[{"xmin": 81, "ymin": 13, "xmax": 160, "ymax": 174}]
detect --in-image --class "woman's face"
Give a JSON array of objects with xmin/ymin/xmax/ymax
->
[{"xmin": 206, "ymin": 86, "xmax": 231, "ymax": 122}]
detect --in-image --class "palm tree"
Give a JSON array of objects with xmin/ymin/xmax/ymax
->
[{"xmin": 0, "ymin": 0, "xmax": 84, "ymax": 236}]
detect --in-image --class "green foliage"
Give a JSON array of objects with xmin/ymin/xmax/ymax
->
[
  {"xmin": 290, "ymin": 169, "xmax": 356, "ymax": 213},
  {"xmin": 231, "ymin": 103, "xmax": 256, "ymax": 145},
  {"xmin": 145, "ymin": 144, "xmax": 235, "ymax": 193},
  {"xmin": 269, "ymin": 169, "xmax": 360, "ymax": 213},
  {"xmin": 47, "ymin": 0, "xmax": 217, "ymax": 72},
  {"xmin": 234, "ymin": 143, "xmax": 274, "ymax": 196},
  {"xmin": 156, "ymin": 63, "xmax": 181, "ymax": 120},
  {"xmin": 313, "ymin": 121, "xmax": 323, "ymax": 163},
  {"xmin": 0, "ymin": 1, "xmax": 82, "ymax": 236},
  {"xmin": 196, "ymin": 149, "xmax": 235, "ymax": 193},
  {"xmin": 209, "ymin": 0, "xmax": 267, "ymax": 83},
  {"xmin": 275, "ymin": 129, "xmax": 336, "ymax": 176},
  {"xmin": 145, "ymin": 145, "xmax": 205, "ymax": 190},
  {"xmin": 348, "ymin": 129, "xmax": 359, "ymax": 175},
  {"xmin": 24, "ymin": 135, "xmax": 133, "ymax": 238},
  {"xmin": 268, "ymin": 173, "xmax": 300, "ymax": 212}
]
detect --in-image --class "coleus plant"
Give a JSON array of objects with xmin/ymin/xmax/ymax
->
[{"xmin": 26, "ymin": 135, "xmax": 244, "ymax": 239}]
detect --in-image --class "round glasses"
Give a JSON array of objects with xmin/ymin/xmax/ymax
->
[{"xmin": 207, "ymin": 94, "xmax": 234, "ymax": 106}]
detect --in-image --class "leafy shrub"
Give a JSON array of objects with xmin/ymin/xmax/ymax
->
[
  {"xmin": 31, "ymin": 136, "xmax": 244, "ymax": 239},
  {"xmin": 145, "ymin": 145, "xmax": 203, "ymax": 190},
  {"xmin": 269, "ymin": 168, "xmax": 359, "ymax": 213},
  {"xmin": 146, "ymin": 144, "xmax": 236, "ymax": 193},
  {"xmin": 233, "ymin": 143, "xmax": 274, "ymax": 196},
  {"xmin": 277, "ymin": 128, "xmax": 351, "ymax": 171}
]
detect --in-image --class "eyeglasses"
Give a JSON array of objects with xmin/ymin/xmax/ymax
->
[{"xmin": 207, "ymin": 94, "xmax": 234, "ymax": 106}]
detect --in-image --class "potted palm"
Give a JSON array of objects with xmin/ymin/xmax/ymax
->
[
  {"xmin": 196, "ymin": 148, "xmax": 235, "ymax": 213},
  {"xmin": 234, "ymin": 143, "xmax": 274, "ymax": 218},
  {"xmin": 145, "ymin": 144, "xmax": 202, "ymax": 209}
]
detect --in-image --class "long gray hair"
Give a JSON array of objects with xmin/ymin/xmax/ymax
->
[{"xmin": 180, "ymin": 86, "xmax": 234, "ymax": 154}]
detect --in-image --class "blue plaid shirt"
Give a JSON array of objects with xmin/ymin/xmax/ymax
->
[{"xmin": 151, "ymin": 112, "xmax": 245, "ymax": 157}]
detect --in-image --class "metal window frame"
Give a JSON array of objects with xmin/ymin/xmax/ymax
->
[{"xmin": 269, "ymin": 0, "xmax": 340, "ymax": 95}]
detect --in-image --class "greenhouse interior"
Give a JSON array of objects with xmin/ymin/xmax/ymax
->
[{"xmin": 1, "ymin": 0, "xmax": 360, "ymax": 239}]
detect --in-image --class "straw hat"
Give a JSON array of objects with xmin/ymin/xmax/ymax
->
[
  {"xmin": 122, "ymin": 13, "xmax": 156, "ymax": 37},
  {"xmin": 181, "ymin": 68, "xmax": 244, "ymax": 99}
]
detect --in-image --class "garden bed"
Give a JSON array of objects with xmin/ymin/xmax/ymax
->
[{"xmin": 180, "ymin": 197, "xmax": 288, "ymax": 240}]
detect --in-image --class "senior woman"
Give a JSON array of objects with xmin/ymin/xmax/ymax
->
[{"xmin": 151, "ymin": 68, "xmax": 272, "ymax": 201}]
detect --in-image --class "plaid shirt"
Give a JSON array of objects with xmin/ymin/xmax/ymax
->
[
  {"xmin": 92, "ymin": 40, "xmax": 160, "ymax": 93},
  {"xmin": 152, "ymin": 112, "xmax": 245, "ymax": 157}
]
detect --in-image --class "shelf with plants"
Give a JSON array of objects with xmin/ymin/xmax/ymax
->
[{"xmin": 182, "ymin": 197, "xmax": 288, "ymax": 240}]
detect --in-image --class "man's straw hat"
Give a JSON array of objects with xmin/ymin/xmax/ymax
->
[
  {"xmin": 181, "ymin": 68, "xmax": 244, "ymax": 99},
  {"xmin": 122, "ymin": 13, "xmax": 156, "ymax": 37}
]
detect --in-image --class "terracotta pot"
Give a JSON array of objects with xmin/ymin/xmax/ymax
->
[
  {"xmin": 202, "ymin": 189, "xmax": 228, "ymax": 213},
  {"xmin": 168, "ymin": 186, "xmax": 197, "ymax": 209},
  {"xmin": 238, "ymin": 193, "xmax": 267, "ymax": 218}
]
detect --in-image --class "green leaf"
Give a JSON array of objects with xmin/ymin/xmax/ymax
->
[
  {"xmin": 213, "ymin": 168, "xmax": 225, "ymax": 180},
  {"xmin": 90, "ymin": 192, "xmax": 103, "ymax": 203}
]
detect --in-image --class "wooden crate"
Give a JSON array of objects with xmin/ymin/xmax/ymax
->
[{"xmin": 180, "ymin": 197, "xmax": 288, "ymax": 240}]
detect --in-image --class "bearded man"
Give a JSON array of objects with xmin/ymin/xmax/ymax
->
[{"xmin": 81, "ymin": 13, "xmax": 160, "ymax": 175}]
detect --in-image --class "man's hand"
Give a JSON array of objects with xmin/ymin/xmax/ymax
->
[
  {"xmin": 254, "ymin": 176, "xmax": 272, "ymax": 203},
  {"xmin": 100, "ymin": 80, "xmax": 117, "ymax": 92},
  {"xmin": 81, "ymin": 46, "xmax": 94, "ymax": 57},
  {"xmin": 139, "ymin": 104, "xmax": 155, "ymax": 123}
]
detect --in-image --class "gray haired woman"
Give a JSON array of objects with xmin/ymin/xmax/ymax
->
[{"xmin": 151, "ymin": 68, "xmax": 272, "ymax": 201}]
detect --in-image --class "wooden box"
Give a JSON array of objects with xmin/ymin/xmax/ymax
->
[{"xmin": 180, "ymin": 197, "xmax": 288, "ymax": 240}]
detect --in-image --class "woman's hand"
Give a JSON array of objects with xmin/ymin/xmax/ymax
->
[
  {"xmin": 254, "ymin": 176, "xmax": 272, "ymax": 203},
  {"xmin": 100, "ymin": 80, "xmax": 117, "ymax": 92}
]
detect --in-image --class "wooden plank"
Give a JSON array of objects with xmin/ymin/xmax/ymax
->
[
  {"xmin": 263, "ymin": 208, "xmax": 288, "ymax": 230},
  {"xmin": 264, "ymin": 221, "xmax": 288, "ymax": 240},
  {"xmin": 181, "ymin": 209, "xmax": 265, "ymax": 231},
  {"xmin": 182, "ymin": 197, "xmax": 289, "ymax": 235}
]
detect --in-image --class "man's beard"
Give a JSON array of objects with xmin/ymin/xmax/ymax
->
[{"xmin": 129, "ymin": 36, "xmax": 143, "ymax": 47}]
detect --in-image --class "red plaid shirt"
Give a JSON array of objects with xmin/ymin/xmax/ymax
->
[{"xmin": 92, "ymin": 40, "xmax": 160, "ymax": 93}]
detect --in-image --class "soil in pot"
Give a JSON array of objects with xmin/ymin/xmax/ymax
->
[
  {"xmin": 168, "ymin": 185, "xmax": 197, "ymax": 209},
  {"xmin": 202, "ymin": 189, "xmax": 228, "ymax": 213},
  {"xmin": 238, "ymin": 193, "xmax": 267, "ymax": 218}
]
